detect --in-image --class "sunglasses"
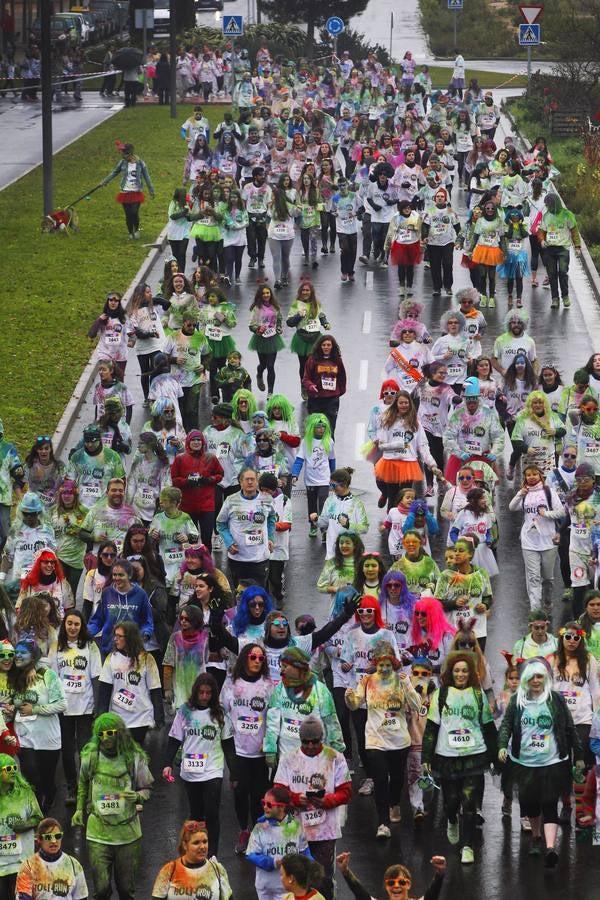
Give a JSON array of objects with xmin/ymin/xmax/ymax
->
[
  {"xmin": 1, "ymin": 764, "xmax": 17, "ymax": 774},
  {"xmin": 458, "ymin": 475, "xmax": 473, "ymax": 481},
  {"xmin": 385, "ymin": 878, "xmax": 410, "ymax": 888},
  {"xmin": 563, "ymin": 453, "xmax": 577, "ymax": 459},
  {"xmin": 40, "ymin": 832, "xmax": 63, "ymax": 841},
  {"xmin": 271, "ymin": 619, "xmax": 288, "ymax": 627},
  {"xmin": 415, "ymin": 611, "xmax": 427, "ymax": 617},
  {"xmin": 0, "ymin": 652, "xmax": 14, "ymax": 660},
  {"xmin": 36, "ymin": 435, "xmax": 51, "ymax": 442},
  {"xmin": 261, "ymin": 799, "xmax": 285, "ymax": 808},
  {"xmin": 179, "ymin": 616, "xmax": 190, "ymax": 622},
  {"xmin": 101, "ymin": 551, "xmax": 116, "ymax": 558},
  {"xmin": 412, "ymin": 669, "xmax": 431, "ymax": 678},
  {"xmin": 248, "ymin": 600, "xmax": 265, "ymax": 607},
  {"xmin": 563, "ymin": 633, "xmax": 582, "ymax": 642},
  {"xmin": 99, "ymin": 729, "xmax": 118, "ymax": 738},
  {"xmin": 358, "ymin": 608, "xmax": 375, "ymax": 615},
  {"xmin": 248, "ymin": 653, "xmax": 265, "ymax": 662}
]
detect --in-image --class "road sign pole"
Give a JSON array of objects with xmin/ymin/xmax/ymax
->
[
  {"xmin": 389, "ymin": 11, "xmax": 393, "ymax": 61},
  {"xmin": 527, "ymin": 45, "xmax": 531, "ymax": 89},
  {"xmin": 41, "ymin": 0, "xmax": 52, "ymax": 217},
  {"xmin": 454, "ymin": 11, "xmax": 457, "ymax": 48},
  {"xmin": 169, "ymin": 6, "xmax": 177, "ymax": 119}
]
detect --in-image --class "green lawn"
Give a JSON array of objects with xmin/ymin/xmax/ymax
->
[
  {"xmin": 0, "ymin": 104, "xmax": 226, "ymax": 455},
  {"xmin": 427, "ymin": 66, "xmax": 527, "ymax": 90}
]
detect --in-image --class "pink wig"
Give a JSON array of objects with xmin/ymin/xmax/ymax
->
[{"xmin": 411, "ymin": 595, "xmax": 456, "ymax": 651}]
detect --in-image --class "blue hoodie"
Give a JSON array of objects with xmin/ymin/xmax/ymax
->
[{"xmin": 88, "ymin": 583, "xmax": 154, "ymax": 655}]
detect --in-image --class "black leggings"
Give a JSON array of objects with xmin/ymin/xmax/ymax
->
[
  {"xmin": 209, "ymin": 355, "xmax": 227, "ymax": 400},
  {"xmin": 19, "ymin": 748, "xmax": 60, "ymax": 811},
  {"xmin": 138, "ymin": 350, "xmax": 161, "ymax": 400},
  {"xmin": 184, "ymin": 778, "xmax": 223, "ymax": 856},
  {"xmin": 441, "ymin": 772, "xmax": 483, "ymax": 847},
  {"xmin": 507, "ymin": 273, "xmax": 524, "ymax": 298},
  {"xmin": 0, "ymin": 875, "xmax": 16, "ymax": 900},
  {"xmin": 369, "ymin": 747, "xmax": 409, "ymax": 825},
  {"xmin": 349, "ymin": 707, "xmax": 369, "ymax": 773},
  {"xmin": 257, "ymin": 353, "xmax": 277, "ymax": 394},
  {"xmin": 320, "ymin": 211, "xmax": 337, "ymax": 249},
  {"xmin": 169, "ymin": 239, "xmax": 189, "ymax": 274},
  {"xmin": 425, "ymin": 432, "xmax": 444, "ymax": 487},
  {"xmin": 306, "ymin": 485, "xmax": 330, "ymax": 522},
  {"xmin": 376, "ymin": 477, "xmax": 423, "ymax": 511},
  {"xmin": 232, "ymin": 755, "xmax": 269, "ymax": 830},
  {"xmin": 397, "ymin": 264, "xmax": 415, "ymax": 287},
  {"xmin": 478, "ymin": 263, "xmax": 496, "ymax": 297},
  {"xmin": 224, "ymin": 245, "xmax": 244, "ymax": 280},
  {"xmin": 338, "ymin": 232, "xmax": 357, "ymax": 275},
  {"xmin": 333, "ymin": 686, "xmax": 353, "ymax": 759},
  {"xmin": 194, "ymin": 238, "xmax": 219, "ymax": 270},
  {"xmin": 60, "ymin": 713, "xmax": 93, "ymax": 788},
  {"xmin": 123, "ymin": 202, "xmax": 141, "ymax": 235},
  {"xmin": 529, "ymin": 234, "xmax": 545, "ymax": 273}
]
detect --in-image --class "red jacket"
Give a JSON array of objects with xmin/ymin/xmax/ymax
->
[{"xmin": 170, "ymin": 434, "xmax": 224, "ymax": 514}]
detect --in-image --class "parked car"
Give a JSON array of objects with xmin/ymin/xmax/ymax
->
[
  {"xmin": 54, "ymin": 13, "xmax": 83, "ymax": 45},
  {"xmin": 61, "ymin": 11, "xmax": 89, "ymax": 44},
  {"xmin": 71, "ymin": 6, "xmax": 99, "ymax": 43},
  {"xmin": 196, "ymin": 0, "xmax": 224, "ymax": 10},
  {"xmin": 30, "ymin": 16, "xmax": 72, "ymax": 46}
]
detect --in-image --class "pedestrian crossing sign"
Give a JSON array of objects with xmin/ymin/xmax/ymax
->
[
  {"xmin": 223, "ymin": 15, "xmax": 243, "ymax": 36},
  {"xmin": 447, "ymin": 0, "xmax": 464, "ymax": 8},
  {"xmin": 518, "ymin": 22, "xmax": 540, "ymax": 44}
]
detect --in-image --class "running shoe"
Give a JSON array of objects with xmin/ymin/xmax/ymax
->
[
  {"xmin": 212, "ymin": 534, "xmax": 223, "ymax": 552},
  {"xmin": 389, "ymin": 806, "xmax": 401, "ymax": 823},
  {"xmin": 378, "ymin": 494, "xmax": 387, "ymax": 508},
  {"xmin": 358, "ymin": 778, "xmax": 374, "ymax": 796},
  {"xmin": 341, "ymin": 273, "xmax": 348, "ymax": 282},
  {"xmin": 248, "ymin": 258, "xmax": 257, "ymax": 268},
  {"xmin": 461, "ymin": 846, "xmax": 474, "ymax": 865},
  {"xmin": 551, "ymin": 297, "xmax": 560, "ymax": 309},
  {"xmin": 376, "ymin": 824, "xmax": 391, "ymax": 839},
  {"xmin": 257, "ymin": 374, "xmax": 266, "ymax": 391},
  {"xmin": 544, "ymin": 848, "xmax": 559, "ymax": 868},
  {"xmin": 447, "ymin": 820, "xmax": 460, "ymax": 845},
  {"xmin": 501, "ymin": 798, "xmax": 512, "ymax": 818},
  {"xmin": 562, "ymin": 296, "xmax": 571, "ymax": 308},
  {"xmin": 309, "ymin": 525, "xmax": 318, "ymax": 538},
  {"xmin": 529, "ymin": 836, "xmax": 543, "ymax": 856},
  {"xmin": 359, "ymin": 255, "xmax": 369, "ymax": 265},
  {"xmin": 520, "ymin": 816, "xmax": 532, "ymax": 832},
  {"xmin": 487, "ymin": 296, "xmax": 496, "ymax": 308},
  {"xmin": 321, "ymin": 246, "xmax": 329, "ymax": 254},
  {"xmin": 479, "ymin": 295, "xmax": 488, "ymax": 308}
]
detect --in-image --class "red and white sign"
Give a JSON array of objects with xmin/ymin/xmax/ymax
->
[{"xmin": 518, "ymin": 5, "xmax": 543, "ymax": 23}]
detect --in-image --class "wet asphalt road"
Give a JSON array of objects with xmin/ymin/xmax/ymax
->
[{"xmin": 54, "ymin": 105, "xmax": 600, "ymax": 898}]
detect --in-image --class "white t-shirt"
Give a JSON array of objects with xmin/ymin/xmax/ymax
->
[
  {"xmin": 169, "ymin": 705, "xmax": 233, "ymax": 781},
  {"xmin": 100, "ymin": 651, "xmax": 161, "ymax": 728},
  {"xmin": 51, "ymin": 642, "xmax": 102, "ymax": 716}
]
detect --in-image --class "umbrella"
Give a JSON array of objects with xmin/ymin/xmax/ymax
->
[{"xmin": 111, "ymin": 47, "xmax": 144, "ymax": 70}]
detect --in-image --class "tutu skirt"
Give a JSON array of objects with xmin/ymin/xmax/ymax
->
[
  {"xmin": 249, "ymin": 333, "xmax": 285, "ymax": 353},
  {"xmin": 207, "ymin": 335, "xmax": 236, "ymax": 358},
  {"xmin": 374, "ymin": 458, "xmax": 423, "ymax": 483},
  {"xmin": 390, "ymin": 241, "xmax": 422, "ymax": 266},
  {"xmin": 473, "ymin": 542, "xmax": 499, "ymax": 577},
  {"xmin": 290, "ymin": 331, "xmax": 321, "ymax": 356},
  {"xmin": 497, "ymin": 250, "xmax": 531, "ymax": 279},
  {"xmin": 472, "ymin": 245, "xmax": 504, "ymax": 266},
  {"xmin": 117, "ymin": 191, "xmax": 145, "ymax": 204}
]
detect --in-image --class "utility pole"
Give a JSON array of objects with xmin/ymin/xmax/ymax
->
[
  {"xmin": 169, "ymin": 6, "xmax": 177, "ymax": 119},
  {"xmin": 41, "ymin": 0, "xmax": 53, "ymax": 216},
  {"xmin": 389, "ymin": 11, "xmax": 393, "ymax": 61}
]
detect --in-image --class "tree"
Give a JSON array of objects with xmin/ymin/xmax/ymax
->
[{"xmin": 258, "ymin": 0, "xmax": 370, "ymax": 52}]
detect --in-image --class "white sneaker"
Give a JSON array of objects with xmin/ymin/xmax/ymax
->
[
  {"xmin": 389, "ymin": 805, "xmax": 401, "ymax": 823},
  {"xmin": 447, "ymin": 820, "xmax": 460, "ymax": 845},
  {"xmin": 358, "ymin": 777, "xmax": 374, "ymax": 796},
  {"xmin": 461, "ymin": 845, "xmax": 474, "ymax": 864},
  {"xmin": 520, "ymin": 816, "xmax": 532, "ymax": 832},
  {"xmin": 212, "ymin": 534, "xmax": 223, "ymax": 552},
  {"xmin": 376, "ymin": 824, "xmax": 391, "ymax": 839}
]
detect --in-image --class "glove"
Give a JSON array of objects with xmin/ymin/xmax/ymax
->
[
  {"xmin": 265, "ymin": 754, "xmax": 277, "ymax": 769},
  {"xmin": 343, "ymin": 593, "xmax": 360, "ymax": 617},
  {"xmin": 72, "ymin": 810, "xmax": 84, "ymax": 827}
]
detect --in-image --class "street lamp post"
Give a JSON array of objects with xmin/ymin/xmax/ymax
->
[{"xmin": 41, "ymin": 0, "xmax": 53, "ymax": 216}]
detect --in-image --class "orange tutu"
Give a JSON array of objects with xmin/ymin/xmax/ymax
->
[
  {"xmin": 472, "ymin": 245, "xmax": 504, "ymax": 266},
  {"xmin": 374, "ymin": 458, "xmax": 423, "ymax": 483}
]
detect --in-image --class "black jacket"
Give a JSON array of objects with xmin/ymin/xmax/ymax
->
[{"xmin": 498, "ymin": 690, "xmax": 583, "ymax": 762}]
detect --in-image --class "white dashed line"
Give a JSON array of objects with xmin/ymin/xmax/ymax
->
[
  {"xmin": 362, "ymin": 310, "xmax": 372, "ymax": 334},
  {"xmin": 366, "ymin": 270, "xmax": 374, "ymax": 291},
  {"xmin": 359, "ymin": 360, "xmax": 369, "ymax": 391},
  {"xmin": 355, "ymin": 423, "xmax": 366, "ymax": 460}
]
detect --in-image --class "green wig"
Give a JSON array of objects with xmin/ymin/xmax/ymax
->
[
  {"xmin": 231, "ymin": 389, "xmax": 258, "ymax": 419},
  {"xmin": 81, "ymin": 713, "xmax": 148, "ymax": 769},
  {"xmin": 304, "ymin": 413, "xmax": 332, "ymax": 455},
  {"xmin": 266, "ymin": 394, "xmax": 296, "ymax": 426},
  {"xmin": 0, "ymin": 752, "xmax": 39, "ymax": 802}
]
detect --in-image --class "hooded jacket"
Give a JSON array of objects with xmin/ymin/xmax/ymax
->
[{"xmin": 170, "ymin": 432, "xmax": 224, "ymax": 514}]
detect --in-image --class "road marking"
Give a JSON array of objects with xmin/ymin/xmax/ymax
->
[
  {"xmin": 355, "ymin": 423, "xmax": 365, "ymax": 460},
  {"xmin": 362, "ymin": 311, "xmax": 372, "ymax": 334},
  {"xmin": 366, "ymin": 270, "xmax": 374, "ymax": 291},
  {"xmin": 359, "ymin": 360, "xmax": 368, "ymax": 390}
]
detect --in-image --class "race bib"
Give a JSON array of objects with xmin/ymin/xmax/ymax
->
[
  {"xmin": 262, "ymin": 326, "xmax": 276, "ymax": 339},
  {"xmin": 382, "ymin": 710, "xmax": 400, "ymax": 730},
  {"xmin": 562, "ymin": 690, "xmax": 579, "ymax": 707},
  {"xmin": 81, "ymin": 483, "xmax": 102, "ymax": 501},
  {"xmin": 321, "ymin": 376, "xmax": 336, "ymax": 391},
  {"xmin": 63, "ymin": 673, "xmax": 85, "ymax": 693},
  {"xmin": 447, "ymin": 364, "xmax": 463, "ymax": 378},
  {"xmin": 464, "ymin": 439, "xmax": 481, "ymax": 453},
  {"xmin": 529, "ymin": 732, "xmax": 549, "ymax": 752},
  {"xmin": 479, "ymin": 232, "xmax": 497, "ymax": 247},
  {"xmin": 546, "ymin": 230, "xmax": 559, "ymax": 244},
  {"xmin": 164, "ymin": 547, "xmax": 185, "ymax": 566},
  {"xmin": 140, "ymin": 486, "xmax": 155, "ymax": 504},
  {"xmin": 509, "ymin": 240, "xmax": 522, "ymax": 252},
  {"xmin": 245, "ymin": 530, "xmax": 263, "ymax": 546},
  {"xmin": 273, "ymin": 222, "xmax": 289, "ymax": 237},
  {"xmin": 586, "ymin": 441, "xmax": 600, "ymax": 456},
  {"xmin": 197, "ymin": 216, "xmax": 214, "ymax": 226},
  {"xmin": 205, "ymin": 325, "xmax": 224, "ymax": 341},
  {"xmin": 182, "ymin": 753, "xmax": 206, "ymax": 773},
  {"xmin": 303, "ymin": 319, "xmax": 320, "ymax": 333},
  {"xmin": 301, "ymin": 808, "xmax": 326, "ymax": 827},
  {"xmin": 448, "ymin": 728, "xmax": 473, "ymax": 749},
  {"xmin": 113, "ymin": 688, "xmax": 136, "ymax": 712},
  {"xmin": 95, "ymin": 794, "xmax": 125, "ymax": 814},
  {"xmin": 0, "ymin": 833, "xmax": 21, "ymax": 855},
  {"xmin": 283, "ymin": 717, "xmax": 302, "ymax": 738},
  {"xmin": 105, "ymin": 333, "xmax": 121, "ymax": 346},
  {"xmin": 433, "ymin": 221, "xmax": 447, "ymax": 234},
  {"xmin": 236, "ymin": 714, "xmax": 262, "ymax": 734}
]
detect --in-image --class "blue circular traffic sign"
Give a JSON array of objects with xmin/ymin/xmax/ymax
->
[{"xmin": 325, "ymin": 16, "xmax": 345, "ymax": 36}]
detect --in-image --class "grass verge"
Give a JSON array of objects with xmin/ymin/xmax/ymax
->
[
  {"xmin": 0, "ymin": 103, "xmax": 226, "ymax": 454},
  {"xmin": 506, "ymin": 97, "xmax": 600, "ymax": 270},
  {"xmin": 427, "ymin": 66, "xmax": 527, "ymax": 89}
]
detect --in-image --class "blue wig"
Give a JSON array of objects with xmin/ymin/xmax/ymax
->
[
  {"xmin": 380, "ymin": 570, "xmax": 416, "ymax": 618},
  {"xmin": 231, "ymin": 586, "xmax": 273, "ymax": 636},
  {"xmin": 329, "ymin": 584, "xmax": 360, "ymax": 619}
]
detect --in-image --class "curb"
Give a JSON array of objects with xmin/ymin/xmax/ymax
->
[
  {"xmin": 52, "ymin": 225, "xmax": 168, "ymax": 458},
  {"xmin": 502, "ymin": 101, "xmax": 600, "ymax": 302}
]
